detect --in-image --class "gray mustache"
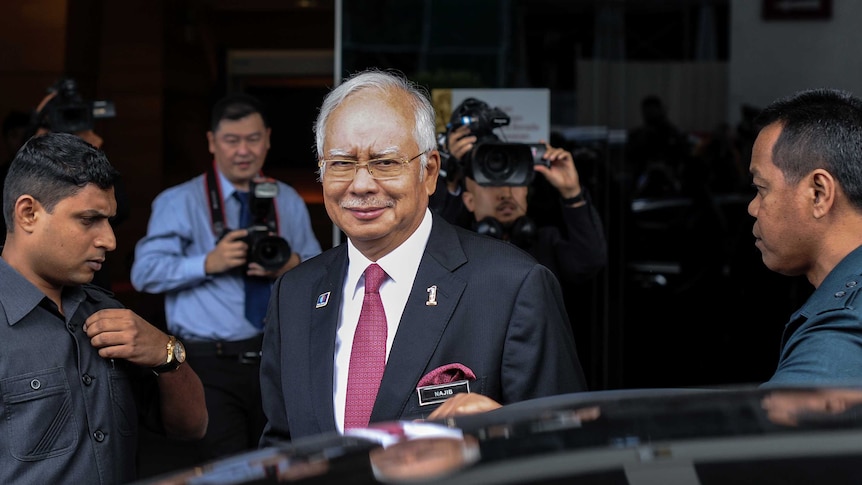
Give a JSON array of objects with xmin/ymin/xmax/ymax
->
[{"xmin": 340, "ymin": 198, "xmax": 395, "ymax": 209}]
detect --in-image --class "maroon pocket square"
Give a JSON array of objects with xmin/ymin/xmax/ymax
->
[{"xmin": 417, "ymin": 363, "xmax": 477, "ymax": 388}]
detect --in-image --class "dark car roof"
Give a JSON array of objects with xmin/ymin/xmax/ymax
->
[
  {"xmin": 443, "ymin": 386, "xmax": 862, "ymax": 484},
  {"xmin": 133, "ymin": 385, "xmax": 862, "ymax": 485}
]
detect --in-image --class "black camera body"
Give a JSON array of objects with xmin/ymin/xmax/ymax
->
[
  {"xmin": 448, "ymin": 98, "xmax": 548, "ymax": 186},
  {"xmin": 43, "ymin": 78, "xmax": 116, "ymax": 133},
  {"xmin": 245, "ymin": 180, "xmax": 292, "ymax": 271}
]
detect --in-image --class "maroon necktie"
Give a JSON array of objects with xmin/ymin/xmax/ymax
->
[{"xmin": 344, "ymin": 263, "xmax": 388, "ymax": 430}]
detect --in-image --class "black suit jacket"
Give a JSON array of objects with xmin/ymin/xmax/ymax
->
[{"xmin": 260, "ymin": 213, "xmax": 586, "ymax": 444}]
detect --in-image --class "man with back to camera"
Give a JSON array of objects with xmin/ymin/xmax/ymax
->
[
  {"xmin": 258, "ymin": 68, "xmax": 587, "ymax": 445},
  {"xmin": 0, "ymin": 132, "xmax": 207, "ymax": 484},
  {"xmin": 749, "ymin": 88, "xmax": 862, "ymax": 387},
  {"xmin": 131, "ymin": 93, "xmax": 322, "ymax": 460}
]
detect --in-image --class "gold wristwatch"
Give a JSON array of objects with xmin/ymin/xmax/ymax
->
[{"xmin": 151, "ymin": 335, "xmax": 186, "ymax": 376}]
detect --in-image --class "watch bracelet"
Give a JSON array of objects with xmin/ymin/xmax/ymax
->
[{"xmin": 151, "ymin": 335, "xmax": 181, "ymax": 376}]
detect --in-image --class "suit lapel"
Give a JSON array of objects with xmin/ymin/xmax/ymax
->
[
  {"xmin": 309, "ymin": 247, "xmax": 348, "ymax": 434},
  {"xmin": 371, "ymin": 216, "xmax": 468, "ymax": 422}
]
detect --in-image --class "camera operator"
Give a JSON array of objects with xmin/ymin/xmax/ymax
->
[
  {"xmin": 0, "ymin": 78, "xmax": 129, "ymax": 292},
  {"xmin": 130, "ymin": 93, "xmax": 322, "ymax": 461},
  {"xmin": 431, "ymin": 99, "xmax": 608, "ymax": 378},
  {"xmin": 431, "ymin": 98, "xmax": 608, "ymax": 287}
]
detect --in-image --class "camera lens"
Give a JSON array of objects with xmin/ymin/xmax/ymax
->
[
  {"xmin": 258, "ymin": 238, "xmax": 284, "ymax": 261},
  {"xmin": 248, "ymin": 234, "xmax": 292, "ymax": 271},
  {"xmin": 470, "ymin": 142, "xmax": 536, "ymax": 186},
  {"xmin": 482, "ymin": 150, "xmax": 516, "ymax": 182}
]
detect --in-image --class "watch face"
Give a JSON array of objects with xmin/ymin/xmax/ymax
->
[{"xmin": 174, "ymin": 340, "xmax": 186, "ymax": 364}]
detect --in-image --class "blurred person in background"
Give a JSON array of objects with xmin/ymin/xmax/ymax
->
[
  {"xmin": 0, "ymin": 78, "xmax": 129, "ymax": 293},
  {"xmin": 131, "ymin": 92, "xmax": 322, "ymax": 461},
  {"xmin": 456, "ymin": 140, "xmax": 607, "ymax": 286},
  {"xmin": 626, "ymin": 94, "xmax": 693, "ymax": 199},
  {"xmin": 432, "ymin": 98, "xmax": 608, "ymax": 380}
]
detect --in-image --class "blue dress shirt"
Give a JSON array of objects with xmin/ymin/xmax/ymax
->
[{"xmin": 131, "ymin": 169, "xmax": 322, "ymax": 341}]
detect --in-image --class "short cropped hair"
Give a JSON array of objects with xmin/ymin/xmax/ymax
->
[
  {"xmin": 210, "ymin": 93, "xmax": 269, "ymax": 133},
  {"xmin": 754, "ymin": 88, "xmax": 862, "ymax": 209},
  {"xmin": 3, "ymin": 132, "xmax": 119, "ymax": 231}
]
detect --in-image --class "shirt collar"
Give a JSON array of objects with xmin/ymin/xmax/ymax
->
[
  {"xmin": 215, "ymin": 167, "xmax": 244, "ymax": 202},
  {"xmin": 0, "ymin": 257, "xmax": 85, "ymax": 326},
  {"xmin": 346, "ymin": 208, "xmax": 433, "ymax": 294}
]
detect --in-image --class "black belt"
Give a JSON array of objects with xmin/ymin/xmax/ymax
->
[{"xmin": 184, "ymin": 335, "xmax": 263, "ymax": 364}]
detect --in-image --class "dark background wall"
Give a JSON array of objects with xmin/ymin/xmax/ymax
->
[
  {"xmin": 0, "ymin": 0, "xmax": 816, "ymax": 396},
  {"xmin": 0, "ymin": 0, "xmax": 337, "ymax": 330},
  {"xmin": 1, "ymin": 0, "xmax": 831, "ymax": 478}
]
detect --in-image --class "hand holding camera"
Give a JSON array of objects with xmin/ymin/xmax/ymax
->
[
  {"xmin": 532, "ymin": 143, "xmax": 584, "ymax": 200},
  {"xmin": 206, "ymin": 228, "xmax": 252, "ymax": 275},
  {"xmin": 206, "ymin": 178, "xmax": 295, "ymax": 277},
  {"xmin": 447, "ymin": 125, "xmax": 477, "ymax": 163}
]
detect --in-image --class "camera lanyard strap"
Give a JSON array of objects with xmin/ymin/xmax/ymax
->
[
  {"xmin": 204, "ymin": 160, "xmax": 279, "ymax": 241},
  {"xmin": 205, "ymin": 161, "xmax": 229, "ymax": 239}
]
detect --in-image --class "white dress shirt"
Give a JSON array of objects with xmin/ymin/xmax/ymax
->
[{"xmin": 333, "ymin": 209, "xmax": 434, "ymax": 432}]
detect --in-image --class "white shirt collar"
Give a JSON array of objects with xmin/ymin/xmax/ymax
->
[{"xmin": 345, "ymin": 208, "xmax": 433, "ymax": 296}]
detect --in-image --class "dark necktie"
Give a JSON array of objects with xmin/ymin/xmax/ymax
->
[
  {"xmin": 344, "ymin": 263, "xmax": 388, "ymax": 430},
  {"xmin": 235, "ymin": 191, "xmax": 270, "ymax": 330}
]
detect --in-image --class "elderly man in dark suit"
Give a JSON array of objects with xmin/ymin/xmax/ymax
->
[{"xmin": 259, "ymin": 68, "xmax": 587, "ymax": 444}]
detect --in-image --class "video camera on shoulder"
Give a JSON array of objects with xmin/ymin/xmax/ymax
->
[
  {"xmin": 245, "ymin": 179, "xmax": 292, "ymax": 271},
  {"xmin": 40, "ymin": 77, "xmax": 116, "ymax": 133},
  {"xmin": 447, "ymin": 98, "xmax": 548, "ymax": 186}
]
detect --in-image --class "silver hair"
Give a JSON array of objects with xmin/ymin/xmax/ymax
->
[{"xmin": 314, "ymin": 68, "xmax": 436, "ymax": 181}]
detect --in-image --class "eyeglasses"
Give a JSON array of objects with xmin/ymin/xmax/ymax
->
[{"xmin": 318, "ymin": 150, "xmax": 428, "ymax": 182}]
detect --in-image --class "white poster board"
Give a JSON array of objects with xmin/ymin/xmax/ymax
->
[{"xmin": 432, "ymin": 88, "xmax": 550, "ymax": 143}]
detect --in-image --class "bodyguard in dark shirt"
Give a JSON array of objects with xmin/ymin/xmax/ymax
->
[{"xmin": 0, "ymin": 133, "xmax": 207, "ymax": 484}]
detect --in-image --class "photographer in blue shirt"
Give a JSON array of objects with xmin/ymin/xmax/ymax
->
[{"xmin": 131, "ymin": 93, "xmax": 322, "ymax": 461}]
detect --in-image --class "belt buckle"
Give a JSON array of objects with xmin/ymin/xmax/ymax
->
[{"xmin": 239, "ymin": 351, "xmax": 261, "ymax": 365}]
